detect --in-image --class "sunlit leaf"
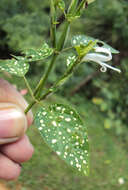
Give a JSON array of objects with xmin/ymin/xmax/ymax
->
[
  {"xmin": 35, "ymin": 104, "xmax": 89, "ymax": 175},
  {"xmin": 0, "ymin": 57, "xmax": 29, "ymax": 77},
  {"xmin": 71, "ymin": 35, "xmax": 119, "ymax": 54},
  {"xmin": 24, "ymin": 43, "xmax": 53, "ymax": 62}
]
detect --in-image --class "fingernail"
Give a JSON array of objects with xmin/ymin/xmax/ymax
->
[
  {"xmin": 0, "ymin": 103, "xmax": 27, "ymax": 144},
  {"xmin": 0, "ymin": 137, "xmax": 19, "ymax": 144}
]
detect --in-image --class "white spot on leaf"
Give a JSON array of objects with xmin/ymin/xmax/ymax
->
[{"xmin": 52, "ymin": 139, "xmax": 57, "ymax": 144}]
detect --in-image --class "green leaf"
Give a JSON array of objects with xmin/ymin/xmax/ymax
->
[
  {"xmin": 97, "ymin": 40, "xmax": 119, "ymax": 54},
  {"xmin": 0, "ymin": 57, "xmax": 29, "ymax": 77},
  {"xmin": 87, "ymin": 0, "xmax": 96, "ymax": 4},
  {"xmin": 67, "ymin": 55, "xmax": 77, "ymax": 67},
  {"xmin": 68, "ymin": 0, "xmax": 79, "ymax": 14},
  {"xmin": 71, "ymin": 35, "xmax": 119, "ymax": 54},
  {"xmin": 57, "ymin": 0, "xmax": 65, "ymax": 12},
  {"xmin": 35, "ymin": 104, "xmax": 89, "ymax": 175},
  {"xmin": 24, "ymin": 43, "xmax": 53, "ymax": 62},
  {"xmin": 75, "ymin": 41, "xmax": 97, "ymax": 57}
]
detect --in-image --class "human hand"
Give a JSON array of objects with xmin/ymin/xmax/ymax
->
[{"xmin": 0, "ymin": 79, "xmax": 34, "ymax": 180}]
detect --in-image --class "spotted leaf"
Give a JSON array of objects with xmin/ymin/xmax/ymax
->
[
  {"xmin": 24, "ymin": 43, "xmax": 53, "ymax": 62},
  {"xmin": 35, "ymin": 104, "xmax": 89, "ymax": 175},
  {"xmin": 67, "ymin": 55, "xmax": 77, "ymax": 67},
  {"xmin": 72, "ymin": 35, "xmax": 95, "ymax": 47},
  {"xmin": 0, "ymin": 57, "xmax": 29, "ymax": 77},
  {"xmin": 71, "ymin": 35, "xmax": 119, "ymax": 54}
]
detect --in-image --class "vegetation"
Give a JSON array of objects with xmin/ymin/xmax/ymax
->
[{"xmin": 0, "ymin": 0, "xmax": 128, "ymax": 189}]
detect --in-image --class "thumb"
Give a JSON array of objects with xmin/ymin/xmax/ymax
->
[
  {"xmin": 0, "ymin": 103, "xmax": 27, "ymax": 145},
  {"xmin": 0, "ymin": 78, "xmax": 33, "ymax": 126}
]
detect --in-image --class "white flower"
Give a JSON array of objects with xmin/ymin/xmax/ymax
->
[
  {"xmin": 118, "ymin": 177, "xmax": 125, "ymax": 185},
  {"xmin": 82, "ymin": 47, "xmax": 121, "ymax": 73}
]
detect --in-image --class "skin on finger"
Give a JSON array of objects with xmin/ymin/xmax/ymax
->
[
  {"xmin": 0, "ymin": 78, "xmax": 33, "ymax": 126},
  {"xmin": 0, "ymin": 103, "xmax": 28, "ymax": 145},
  {"xmin": 0, "ymin": 152, "xmax": 21, "ymax": 180},
  {"xmin": 1, "ymin": 135, "xmax": 34, "ymax": 163}
]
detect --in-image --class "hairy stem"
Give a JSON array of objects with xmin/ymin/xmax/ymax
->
[
  {"xmin": 24, "ymin": 100, "xmax": 36, "ymax": 114},
  {"xmin": 23, "ymin": 76, "xmax": 34, "ymax": 99},
  {"xmin": 34, "ymin": 53, "xmax": 58, "ymax": 98}
]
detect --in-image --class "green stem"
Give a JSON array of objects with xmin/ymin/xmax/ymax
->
[
  {"xmin": 61, "ymin": 46, "xmax": 73, "ymax": 52},
  {"xmin": 25, "ymin": 23, "xmax": 70, "ymax": 114},
  {"xmin": 24, "ymin": 0, "xmax": 79, "ymax": 114},
  {"xmin": 50, "ymin": 0, "xmax": 57, "ymax": 48},
  {"xmin": 24, "ymin": 100, "xmax": 36, "ymax": 114},
  {"xmin": 23, "ymin": 76, "xmax": 34, "ymax": 99},
  {"xmin": 57, "ymin": 21, "xmax": 70, "ymax": 51},
  {"xmin": 34, "ymin": 53, "xmax": 58, "ymax": 98},
  {"xmin": 34, "ymin": 21, "xmax": 70, "ymax": 98},
  {"xmin": 25, "ymin": 56, "xmax": 81, "ymax": 115},
  {"xmin": 40, "ymin": 57, "xmax": 81, "ymax": 101},
  {"xmin": 76, "ymin": 0, "xmax": 87, "ymax": 14}
]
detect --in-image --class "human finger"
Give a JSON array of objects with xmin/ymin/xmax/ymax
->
[
  {"xmin": 0, "ymin": 152, "xmax": 21, "ymax": 180},
  {"xmin": 0, "ymin": 78, "xmax": 33, "ymax": 126},
  {"xmin": 1, "ymin": 135, "xmax": 34, "ymax": 163}
]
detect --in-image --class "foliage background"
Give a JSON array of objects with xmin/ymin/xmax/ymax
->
[{"xmin": 0, "ymin": 0, "xmax": 128, "ymax": 189}]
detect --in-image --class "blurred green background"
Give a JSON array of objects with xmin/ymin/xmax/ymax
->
[{"xmin": 0, "ymin": 0, "xmax": 128, "ymax": 189}]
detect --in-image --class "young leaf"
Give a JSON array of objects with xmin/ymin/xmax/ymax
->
[
  {"xmin": 24, "ymin": 43, "xmax": 53, "ymax": 62},
  {"xmin": 0, "ymin": 57, "xmax": 29, "ymax": 77},
  {"xmin": 71, "ymin": 35, "xmax": 119, "ymax": 54},
  {"xmin": 57, "ymin": 0, "xmax": 65, "ymax": 12},
  {"xmin": 67, "ymin": 55, "xmax": 77, "ymax": 67},
  {"xmin": 35, "ymin": 104, "xmax": 89, "ymax": 175},
  {"xmin": 75, "ymin": 41, "xmax": 97, "ymax": 57},
  {"xmin": 68, "ymin": 0, "xmax": 79, "ymax": 14}
]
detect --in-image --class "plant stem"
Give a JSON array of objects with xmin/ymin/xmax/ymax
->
[
  {"xmin": 61, "ymin": 46, "xmax": 73, "ymax": 52},
  {"xmin": 57, "ymin": 21, "xmax": 70, "ymax": 51},
  {"xmin": 24, "ymin": 57, "xmax": 78, "ymax": 114},
  {"xmin": 34, "ymin": 21, "xmax": 70, "ymax": 98},
  {"xmin": 76, "ymin": 0, "xmax": 87, "ymax": 14},
  {"xmin": 24, "ymin": 40, "xmax": 97, "ymax": 114},
  {"xmin": 25, "ymin": 22, "xmax": 70, "ymax": 114},
  {"xmin": 34, "ymin": 53, "xmax": 58, "ymax": 98},
  {"xmin": 24, "ymin": 100, "xmax": 36, "ymax": 114},
  {"xmin": 24, "ymin": 0, "xmax": 80, "ymax": 114},
  {"xmin": 40, "ymin": 57, "xmax": 81, "ymax": 101},
  {"xmin": 23, "ymin": 76, "xmax": 34, "ymax": 99},
  {"xmin": 50, "ymin": 0, "xmax": 57, "ymax": 48}
]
